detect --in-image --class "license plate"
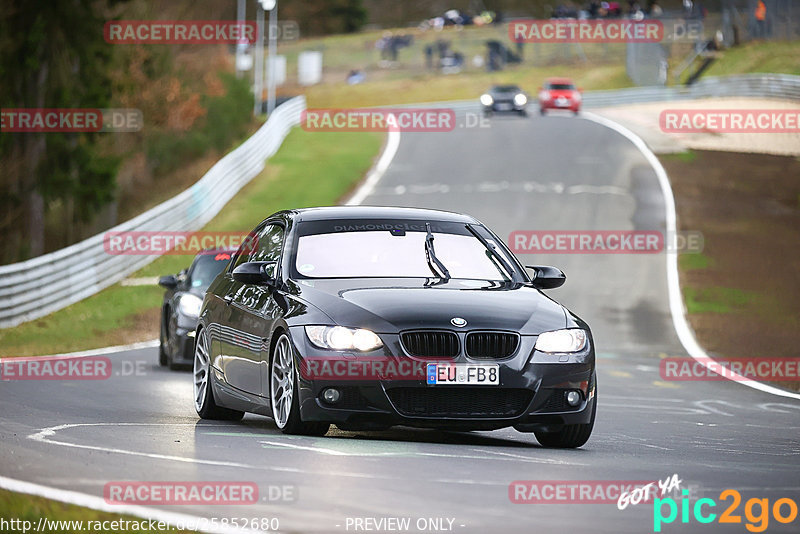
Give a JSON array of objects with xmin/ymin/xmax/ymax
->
[
  {"xmin": 496, "ymin": 103, "xmax": 512, "ymax": 110},
  {"xmin": 426, "ymin": 363, "xmax": 499, "ymax": 385},
  {"xmin": 556, "ymin": 98, "xmax": 568, "ymax": 107}
]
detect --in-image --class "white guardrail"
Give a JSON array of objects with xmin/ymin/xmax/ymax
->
[
  {"xmin": 1, "ymin": 74, "xmax": 799, "ymax": 328},
  {"xmin": 420, "ymin": 73, "xmax": 800, "ymax": 112},
  {"xmin": 0, "ymin": 95, "xmax": 306, "ymax": 328}
]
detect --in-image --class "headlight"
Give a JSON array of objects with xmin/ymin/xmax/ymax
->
[
  {"xmin": 514, "ymin": 93, "xmax": 527, "ymax": 106},
  {"xmin": 573, "ymin": 91, "xmax": 582, "ymax": 102},
  {"xmin": 480, "ymin": 93, "xmax": 493, "ymax": 106},
  {"xmin": 178, "ymin": 294, "xmax": 203, "ymax": 318},
  {"xmin": 535, "ymin": 329, "xmax": 588, "ymax": 353},
  {"xmin": 305, "ymin": 326, "xmax": 383, "ymax": 352},
  {"xmin": 539, "ymin": 90, "xmax": 550, "ymax": 101}
]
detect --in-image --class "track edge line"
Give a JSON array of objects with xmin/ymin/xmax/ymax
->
[
  {"xmin": 581, "ymin": 111, "xmax": 800, "ymax": 401},
  {"xmin": 0, "ymin": 475, "xmax": 266, "ymax": 534}
]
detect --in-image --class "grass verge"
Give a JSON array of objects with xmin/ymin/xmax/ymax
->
[
  {"xmin": 664, "ymin": 149, "xmax": 800, "ymax": 390},
  {"xmin": 0, "ymin": 129, "xmax": 382, "ymax": 357},
  {"xmin": 0, "ymin": 489, "xmax": 189, "ymax": 533}
]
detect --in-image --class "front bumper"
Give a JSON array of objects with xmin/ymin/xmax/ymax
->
[
  {"xmin": 482, "ymin": 100, "xmax": 527, "ymax": 113},
  {"xmin": 290, "ymin": 327, "xmax": 595, "ymax": 431},
  {"xmin": 171, "ymin": 325, "xmax": 196, "ymax": 364},
  {"xmin": 540, "ymin": 98, "xmax": 580, "ymax": 112}
]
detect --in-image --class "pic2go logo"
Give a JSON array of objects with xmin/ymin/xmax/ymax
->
[{"xmin": 654, "ymin": 489, "xmax": 798, "ymax": 532}]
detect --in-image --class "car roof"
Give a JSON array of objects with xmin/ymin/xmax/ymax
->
[
  {"xmin": 545, "ymin": 77, "xmax": 575, "ymax": 84},
  {"xmin": 491, "ymin": 84, "xmax": 520, "ymax": 91},
  {"xmin": 288, "ymin": 206, "xmax": 479, "ymax": 224}
]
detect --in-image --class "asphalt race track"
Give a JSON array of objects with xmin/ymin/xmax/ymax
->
[{"xmin": 2, "ymin": 111, "xmax": 799, "ymax": 533}]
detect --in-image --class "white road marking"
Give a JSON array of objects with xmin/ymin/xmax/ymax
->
[
  {"xmin": 369, "ymin": 181, "xmax": 628, "ymax": 197},
  {"xmin": 28, "ymin": 423, "xmax": 298, "ymax": 471},
  {"xmin": 120, "ymin": 277, "xmax": 159, "ymax": 286},
  {"xmin": 259, "ymin": 440, "xmax": 395, "ymax": 456},
  {"xmin": 0, "ymin": 475, "xmax": 263, "ymax": 534},
  {"xmin": 345, "ymin": 128, "xmax": 401, "ymax": 205},
  {"xmin": 32, "ymin": 340, "xmax": 159, "ymax": 359},
  {"xmin": 693, "ymin": 400, "xmax": 740, "ymax": 417},
  {"xmin": 581, "ymin": 111, "xmax": 800, "ymax": 402}
]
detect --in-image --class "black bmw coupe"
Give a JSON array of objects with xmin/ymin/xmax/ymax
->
[{"xmin": 194, "ymin": 206, "xmax": 596, "ymax": 447}]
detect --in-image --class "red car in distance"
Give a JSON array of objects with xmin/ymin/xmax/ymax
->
[{"xmin": 538, "ymin": 77, "xmax": 582, "ymax": 115}]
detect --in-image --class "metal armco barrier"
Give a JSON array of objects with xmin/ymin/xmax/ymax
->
[
  {"xmin": 420, "ymin": 74, "xmax": 800, "ymax": 113},
  {"xmin": 0, "ymin": 96, "xmax": 306, "ymax": 328},
  {"xmin": 2, "ymin": 74, "xmax": 799, "ymax": 328}
]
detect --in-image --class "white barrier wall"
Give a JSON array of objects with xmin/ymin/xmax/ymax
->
[{"xmin": 0, "ymin": 96, "xmax": 306, "ymax": 328}]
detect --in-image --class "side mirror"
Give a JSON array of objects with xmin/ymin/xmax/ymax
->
[
  {"xmin": 158, "ymin": 275, "xmax": 178, "ymax": 289},
  {"xmin": 232, "ymin": 261, "xmax": 277, "ymax": 286},
  {"xmin": 526, "ymin": 265, "xmax": 566, "ymax": 289}
]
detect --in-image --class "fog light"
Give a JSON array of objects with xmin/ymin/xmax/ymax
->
[
  {"xmin": 566, "ymin": 390, "xmax": 582, "ymax": 407},
  {"xmin": 322, "ymin": 388, "xmax": 341, "ymax": 404}
]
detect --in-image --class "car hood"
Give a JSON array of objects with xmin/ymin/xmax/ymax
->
[
  {"xmin": 491, "ymin": 90, "xmax": 520, "ymax": 99},
  {"xmin": 289, "ymin": 278, "xmax": 567, "ymax": 335},
  {"xmin": 545, "ymin": 89, "xmax": 577, "ymax": 98}
]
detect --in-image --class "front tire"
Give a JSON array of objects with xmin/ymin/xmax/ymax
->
[
  {"xmin": 158, "ymin": 310, "xmax": 168, "ymax": 367},
  {"xmin": 270, "ymin": 333, "xmax": 329, "ymax": 436},
  {"xmin": 194, "ymin": 328, "xmax": 244, "ymax": 421},
  {"xmin": 534, "ymin": 375, "xmax": 596, "ymax": 448},
  {"xmin": 167, "ymin": 315, "xmax": 182, "ymax": 370}
]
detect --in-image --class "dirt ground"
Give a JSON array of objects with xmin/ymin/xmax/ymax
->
[
  {"xmin": 595, "ymin": 98, "xmax": 800, "ymax": 156},
  {"xmin": 663, "ymin": 150, "xmax": 800, "ymax": 390}
]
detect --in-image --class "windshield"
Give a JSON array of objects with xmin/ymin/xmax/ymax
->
[
  {"xmin": 547, "ymin": 83, "xmax": 576, "ymax": 90},
  {"xmin": 493, "ymin": 85, "xmax": 520, "ymax": 93},
  {"xmin": 188, "ymin": 253, "xmax": 231, "ymax": 290},
  {"xmin": 294, "ymin": 222, "xmax": 515, "ymax": 280}
]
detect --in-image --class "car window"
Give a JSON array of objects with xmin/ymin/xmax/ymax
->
[
  {"xmin": 249, "ymin": 224, "xmax": 284, "ymax": 276},
  {"xmin": 229, "ymin": 229, "xmax": 262, "ymax": 273},
  {"xmin": 188, "ymin": 253, "xmax": 231, "ymax": 290},
  {"xmin": 295, "ymin": 229, "xmax": 511, "ymax": 280},
  {"xmin": 547, "ymin": 83, "xmax": 575, "ymax": 90}
]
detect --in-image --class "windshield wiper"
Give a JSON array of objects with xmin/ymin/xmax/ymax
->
[
  {"xmin": 424, "ymin": 223, "xmax": 450, "ymax": 280},
  {"xmin": 465, "ymin": 224, "xmax": 516, "ymax": 281}
]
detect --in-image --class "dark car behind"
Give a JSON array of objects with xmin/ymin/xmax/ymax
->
[
  {"xmin": 480, "ymin": 85, "xmax": 529, "ymax": 116},
  {"xmin": 158, "ymin": 249, "xmax": 234, "ymax": 369}
]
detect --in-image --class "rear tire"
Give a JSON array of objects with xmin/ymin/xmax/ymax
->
[
  {"xmin": 194, "ymin": 328, "xmax": 244, "ymax": 421},
  {"xmin": 270, "ymin": 333, "xmax": 330, "ymax": 436},
  {"xmin": 534, "ymin": 375, "xmax": 596, "ymax": 448}
]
